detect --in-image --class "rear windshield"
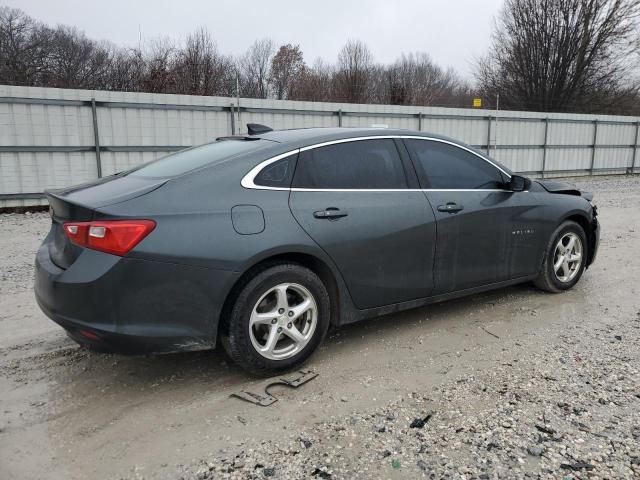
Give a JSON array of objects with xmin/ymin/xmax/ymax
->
[{"xmin": 128, "ymin": 139, "xmax": 267, "ymax": 178}]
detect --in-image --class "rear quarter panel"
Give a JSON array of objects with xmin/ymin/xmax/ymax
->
[
  {"xmin": 93, "ymin": 156, "xmax": 344, "ymax": 328},
  {"xmin": 95, "ymin": 155, "xmax": 309, "ymax": 267}
]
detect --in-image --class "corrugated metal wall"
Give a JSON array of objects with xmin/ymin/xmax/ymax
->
[{"xmin": 1, "ymin": 85, "xmax": 639, "ymax": 207}]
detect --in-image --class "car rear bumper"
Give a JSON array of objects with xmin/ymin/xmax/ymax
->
[
  {"xmin": 34, "ymin": 243, "xmax": 238, "ymax": 354},
  {"xmin": 35, "ymin": 296, "xmax": 214, "ymax": 353}
]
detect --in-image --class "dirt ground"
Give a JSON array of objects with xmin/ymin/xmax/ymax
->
[{"xmin": 1, "ymin": 176, "xmax": 639, "ymax": 480}]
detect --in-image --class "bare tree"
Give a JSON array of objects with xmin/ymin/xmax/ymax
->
[
  {"xmin": 0, "ymin": 7, "xmax": 51, "ymax": 85},
  {"xmin": 43, "ymin": 26, "xmax": 113, "ymax": 89},
  {"xmin": 335, "ymin": 39, "xmax": 374, "ymax": 103},
  {"xmin": 239, "ymin": 38, "xmax": 275, "ymax": 98},
  {"xmin": 270, "ymin": 44, "xmax": 305, "ymax": 100},
  {"xmin": 172, "ymin": 28, "xmax": 235, "ymax": 96},
  {"xmin": 104, "ymin": 48, "xmax": 146, "ymax": 92},
  {"xmin": 377, "ymin": 53, "xmax": 466, "ymax": 106},
  {"xmin": 138, "ymin": 39, "xmax": 176, "ymax": 93},
  {"xmin": 476, "ymin": 0, "xmax": 640, "ymax": 113},
  {"xmin": 289, "ymin": 58, "xmax": 335, "ymax": 102}
]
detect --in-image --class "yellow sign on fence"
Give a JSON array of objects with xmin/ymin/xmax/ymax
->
[{"xmin": 473, "ymin": 98, "xmax": 482, "ymax": 108}]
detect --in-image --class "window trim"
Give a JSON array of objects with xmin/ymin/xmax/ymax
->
[
  {"xmin": 240, "ymin": 135, "xmax": 512, "ymax": 191},
  {"xmin": 241, "ymin": 150, "xmax": 300, "ymax": 190}
]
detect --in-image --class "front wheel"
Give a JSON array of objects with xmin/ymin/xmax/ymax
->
[
  {"xmin": 534, "ymin": 220, "xmax": 587, "ymax": 293},
  {"xmin": 220, "ymin": 263, "xmax": 330, "ymax": 376}
]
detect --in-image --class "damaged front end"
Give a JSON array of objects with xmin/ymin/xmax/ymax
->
[
  {"xmin": 535, "ymin": 180, "xmax": 599, "ymax": 267},
  {"xmin": 535, "ymin": 179, "xmax": 594, "ymax": 201},
  {"xmin": 587, "ymin": 204, "xmax": 600, "ymax": 267}
]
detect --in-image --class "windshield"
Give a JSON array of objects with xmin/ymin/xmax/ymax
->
[{"xmin": 128, "ymin": 139, "xmax": 268, "ymax": 178}]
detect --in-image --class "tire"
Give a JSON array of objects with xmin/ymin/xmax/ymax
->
[
  {"xmin": 220, "ymin": 262, "xmax": 330, "ymax": 376},
  {"xmin": 534, "ymin": 220, "xmax": 587, "ymax": 293}
]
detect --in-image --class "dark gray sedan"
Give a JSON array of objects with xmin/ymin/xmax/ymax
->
[{"xmin": 34, "ymin": 127, "xmax": 599, "ymax": 375}]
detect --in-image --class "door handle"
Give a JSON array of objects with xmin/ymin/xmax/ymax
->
[
  {"xmin": 313, "ymin": 207, "xmax": 348, "ymax": 220},
  {"xmin": 437, "ymin": 202, "xmax": 464, "ymax": 213}
]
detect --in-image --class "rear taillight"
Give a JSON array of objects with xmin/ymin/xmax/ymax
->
[{"xmin": 63, "ymin": 220, "xmax": 156, "ymax": 256}]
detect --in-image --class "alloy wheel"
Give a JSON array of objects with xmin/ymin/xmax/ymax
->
[
  {"xmin": 249, "ymin": 283, "xmax": 318, "ymax": 360},
  {"xmin": 553, "ymin": 232, "xmax": 583, "ymax": 283}
]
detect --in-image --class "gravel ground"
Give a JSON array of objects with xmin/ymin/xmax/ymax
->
[
  {"xmin": 182, "ymin": 315, "xmax": 640, "ymax": 480},
  {"xmin": 1, "ymin": 176, "xmax": 639, "ymax": 480},
  {"xmin": 0, "ymin": 211, "xmax": 49, "ymax": 295}
]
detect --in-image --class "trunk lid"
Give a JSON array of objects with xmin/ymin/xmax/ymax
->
[{"xmin": 45, "ymin": 174, "xmax": 166, "ymax": 269}]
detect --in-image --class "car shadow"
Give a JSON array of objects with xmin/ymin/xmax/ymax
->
[
  {"xmin": 328, "ymin": 282, "xmax": 541, "ymax": 344},
  {"xmin": 41, "ymin": 282, "xmax": 541, "ymax": 394},
  {"xmin": 15, "ymin": 281, "xmax": 548, "ymax": 451}
]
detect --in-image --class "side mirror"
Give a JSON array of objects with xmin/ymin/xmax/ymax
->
[{"xmin": 507, "ymin": 175, "xmax": 530, "ymax": 192}]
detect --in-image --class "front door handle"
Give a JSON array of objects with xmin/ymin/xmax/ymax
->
[
  {"xmin": 437, "ymin": 202, "xmax": 464, "ymax": 214},
  {"xmin": 313, "ymin": 207, "xmax": 348, "ymax": 220}
]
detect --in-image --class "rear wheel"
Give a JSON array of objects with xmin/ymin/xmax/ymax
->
[
  {"xmin": 220, "ymin": 263, "xmax": 330, "ymax": 376},
  {"xmin": 534, "ymin": 220, "xmax": 587, "ymax": 293}
]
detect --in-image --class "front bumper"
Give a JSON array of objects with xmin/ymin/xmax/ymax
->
[
  {"xmin": 34, "ymin": 243, "xmax": 238, "ymax": 354},
  {"xmin": 587, "ymin": 216, "xmax": 600, "ymax": 267}
]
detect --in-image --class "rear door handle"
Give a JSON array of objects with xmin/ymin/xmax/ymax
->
[
  {"xmin": 313, "ymin": 207, "xmax": 348, "ymax": 220},
  {"xmin": 437, "ymin": 202, "xmax": 464, "ymax": 214}
]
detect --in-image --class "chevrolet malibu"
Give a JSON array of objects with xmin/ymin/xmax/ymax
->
[{"xmin": 35, "ymin": 127, "xmax": 599, "ymax": 375}]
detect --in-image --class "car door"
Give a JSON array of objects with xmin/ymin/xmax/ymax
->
[
  {"xmin": 404, "ymin": 138, "xmax": 540, "ymax": 294},
  {"xmin": 289, "ymin": 138, "xmax": 437, "ymax": 310}
]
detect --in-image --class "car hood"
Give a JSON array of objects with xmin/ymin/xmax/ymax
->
[{"xmin": 535, "ymin": 179, "xmax": 593, "ymax": 202}]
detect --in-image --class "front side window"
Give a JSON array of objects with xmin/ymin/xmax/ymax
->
[
  {"xmin": 405, "ymin": 139, "xmax": 505, "ymax": 189},
  {"xmin": 292, "ymin": 139, "xmax": 408, "ymax": 189}
]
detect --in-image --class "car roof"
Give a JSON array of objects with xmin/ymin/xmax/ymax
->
[
  {"xmin": 254, "ymin": 127, "xmax": 452, "ymax": 146},
  {"xmin": 251, "ymin": 127, "xmax": 513, "ymax": 176}
]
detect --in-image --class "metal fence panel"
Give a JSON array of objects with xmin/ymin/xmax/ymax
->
[
  {"xmin": 494, "ymin": 148, "xmax": 543, "ymax": 174},
  {"xmin": 593, "ymin": 147, "xmax": 633, "ymax": 171},
  {"xmin": 421, "ymin": 117, "xmax": 487, "ymax": 146},
  {"xmin": 342, "ymin": 114, "xmax": 415, "ymax": 130},
  {"xmin": 0, "ymin": 151, "xmax": 98, "ymax": 195},
  {"xmin": 495, "ymin": 119, "xmax": 545, "ymax": 146},
  {"xmin": 545, "ymin": 148, "xmax": 593, "ymax": 172},
  {"xmin": 99, "ymin": 151, "xmax": 169, "ymax": 177},
  {"xmin": 547, "ymin": 121, "xmax": 595, "ymax": 146},
  {"xmin": 0, "ymin": 102, "xmax": 94, "ymax": 146},
  {"xmin": 0, "ymin": 84, "xmax": 639, "ymax": 207},
  {"xmin": 597, "ymin": 122, "xmax": 636, "ymax": 146}
]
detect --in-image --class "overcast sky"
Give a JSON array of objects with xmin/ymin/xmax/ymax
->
[{"xmin": 7, "ymin": 0, "xmax": 504, "ymax": 80}]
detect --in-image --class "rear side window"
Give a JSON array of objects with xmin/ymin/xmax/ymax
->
[
  {"xmin": 254, "ymin": 155, "xmax": 296, "ymax": 188},
  {"xmin": 293, "ymin": 139, "xmax": 407, "ymax": 189},
  {"xmin": 405, "ymin": 139, "xmax": 504, "ymax": 189},
  {"xmin": 129, "ymin": 140, "xmax": 266, "ymax": 178}
]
